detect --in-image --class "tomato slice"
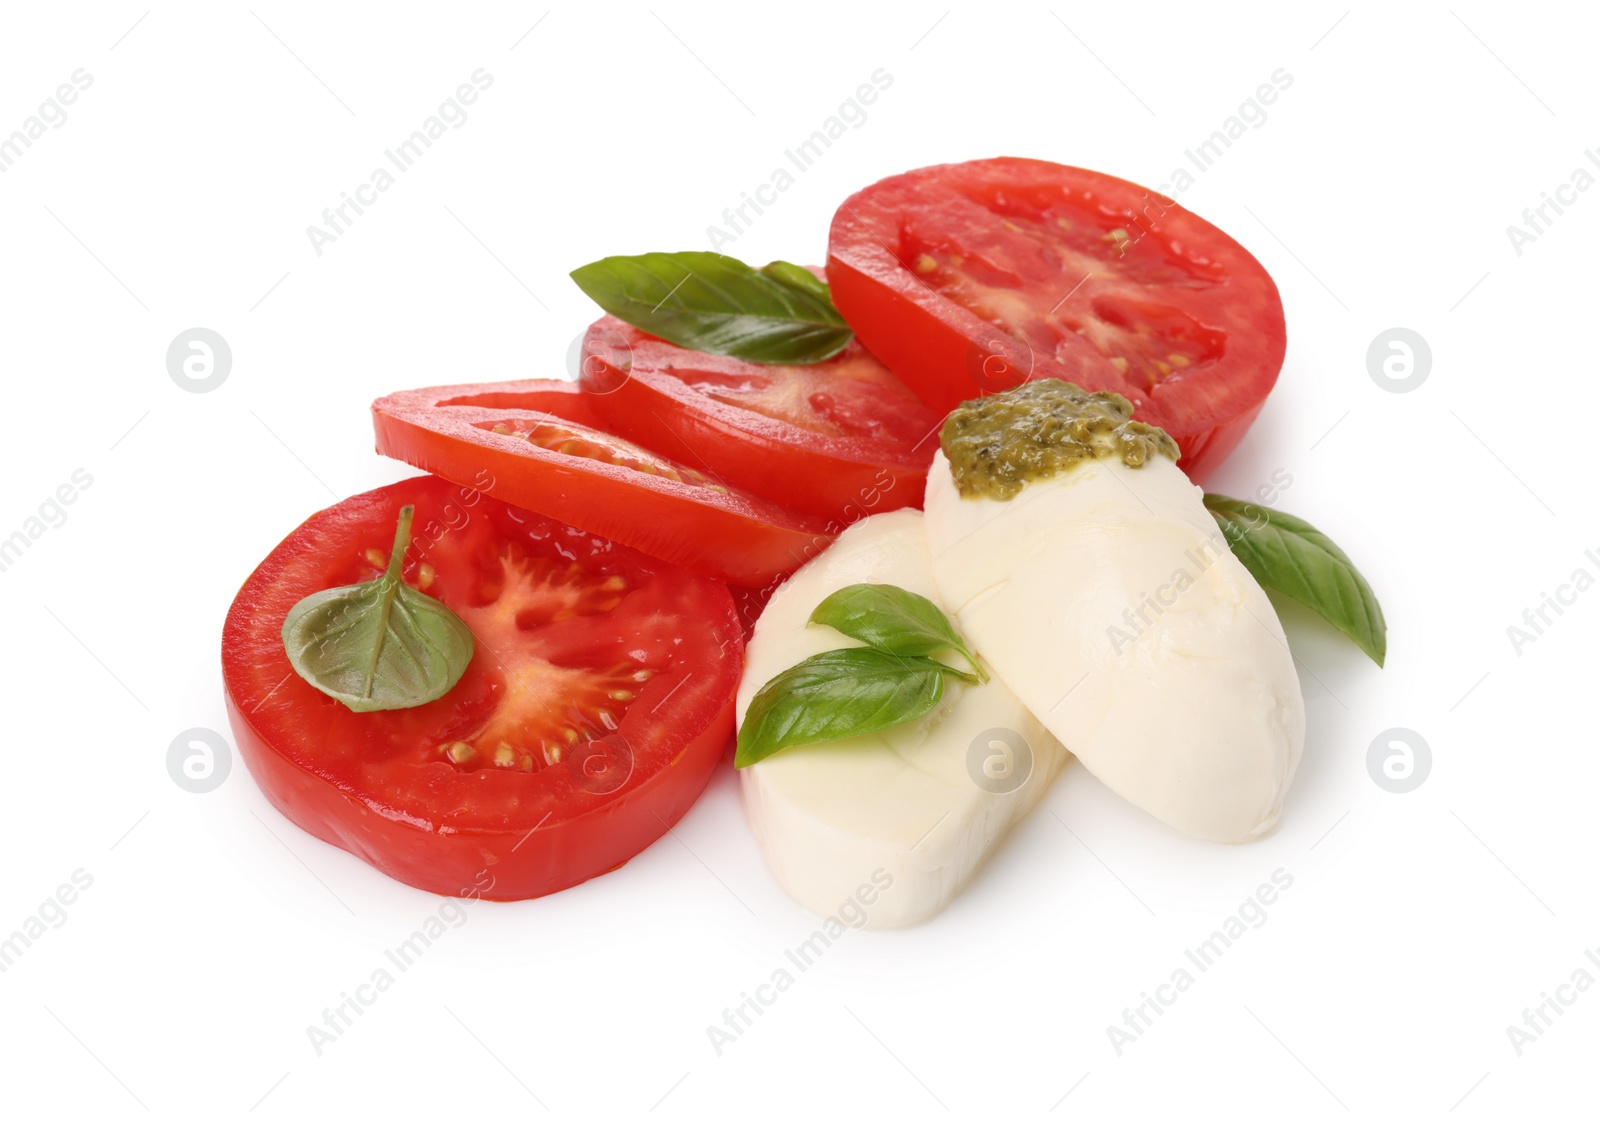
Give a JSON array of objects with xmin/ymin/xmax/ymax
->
[
  {"xmin": 372, "ymin": 379, "xmax": 830, "ymax": 587},
  {"xmin": 222, "ymin": 474, "xmax": 744, "ymax": 901},
  {"xmin": 577, "ymin": 314, "xmax": 940, "ymax": 523},
  {"xmin": 827, "ymin": 158, "xmax": 1287, "ymax": 482}
]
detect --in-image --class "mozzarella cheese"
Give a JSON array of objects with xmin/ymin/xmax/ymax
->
[
  {"xmin": 922, "ymin": 451, "xmax": 1304, "ymax": 843},
  {"xmin": 737, "ymin": 509, "xmax": 1070, "ymax": 929}
]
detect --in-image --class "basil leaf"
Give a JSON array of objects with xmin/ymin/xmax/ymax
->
[
  {"xmin": 736, "ymin": 648, "xmax": 957, "ymax": 768},
  {"xmin": 1204, "ymin": 494, "xmax": 1387, "ymax": 667},
  {"xmin": 569, "ymin": 251, "xmax": 853, "ymax": 365},
  {"xmin": 282, "ymin": 505, "xmax": 475, "ymax": 711},
  {"xmin": 759, "ymin": 259, "xmax": 834, "ymax": 305},
  {"xmin": 809, "ymin": 583, "xmax": 985, "ymax": 680}
]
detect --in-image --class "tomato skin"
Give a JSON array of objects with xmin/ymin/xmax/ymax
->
[
  {"xmin": 372, "ymin": 379, "xmax": 831, "ymax": 587},
  {"xmin": 222, "ymin": 475, "xmax": 742, "ymax": 901},
  {"xmin": 828, "ymin": 158, "xmax": 1287, "ymax": 483},
  {"xmin": 225, "ymin": 690, "xmax": 732, "ymax": 900},
  {"xmin": 579, "ymin": 317, "xmax": 937, "ymax": 523}
]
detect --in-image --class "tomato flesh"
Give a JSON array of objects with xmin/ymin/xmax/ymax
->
[
  {"xmin": 372, "ymin": 379, "xmax": 831, "ymax": 587},
  {"xmin": 828, "ymin": 158, "xmax": 1287, "ymax": 481},
  {"xmin": 222, "ymin": 474, "xmax": 743, "ymax": 900},
  {"xmin": 579, "ymin": 316, "xmax": 939, "ymax": 523}
]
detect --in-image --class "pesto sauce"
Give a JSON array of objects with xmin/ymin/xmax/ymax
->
[{"xmin": 940, "ymin": 379, "xmax": 1179, "ymax": 501}]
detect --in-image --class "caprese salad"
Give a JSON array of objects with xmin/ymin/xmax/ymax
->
[{"xmin": 222, "ymin": 158, "xmax": 1383, "ymax": 920}]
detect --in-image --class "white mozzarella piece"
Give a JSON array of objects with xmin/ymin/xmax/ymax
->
[
  {"xmin": 737, "ymin": 509, "xmax": 1069, "ymax": 928},
  {"xmin": 922, "ymin": 452, "xmax": 1304, "ymax": 843}
]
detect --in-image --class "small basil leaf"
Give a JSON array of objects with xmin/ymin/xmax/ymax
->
[
  {"xmin": 809, "ymin": 583, "xmax": 984, "ymax": 678},
  {"xmin": 1204, "ymin": 494, "xmax": 1387, "ymax": 667},
  {"xmin": 569, "ymin": 251, "xmax": 853, "ymax": 365},
  {"xmin": 735, "ymin": 649, "xmax": 954, "ymax": 768},
  {"xmin": 282, "ymin": 505, "xmax": 475, "ymax": 711},
  {"xmin": 760, "ymin": 259, "xmax": 834, "ymax": 305}
]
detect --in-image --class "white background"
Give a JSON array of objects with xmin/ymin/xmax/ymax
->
[{"xmin": 1, "ymin": 2, "xmax": 1595, "ymax": 1118}]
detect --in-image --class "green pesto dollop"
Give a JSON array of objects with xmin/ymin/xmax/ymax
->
[{"xmin": 939, "ymin": 379, "xmax": 1179, "ymax": 501}]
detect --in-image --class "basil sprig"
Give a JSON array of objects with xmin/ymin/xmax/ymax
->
[
  {"xmin": 569, "ymin": 251, "xmax": 853, "ymax": 365},
  {"xmin": 1204, "ymin": 494, "xmax": 1387, "ymax": 667},
  {"xmin": 735, "ymin": 584, "xmax": 981, "ymax": 768},
  {"xmin": 282, "ymin": 505, "xmax": 475, "ymax": 711}
]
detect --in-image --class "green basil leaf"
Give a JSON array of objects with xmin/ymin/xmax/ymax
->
[
  {"xmin": 735, "ymin": 649, "xmax": 956, "ymax": 768},
  {"xmin": 569, "ymin": 251, "xmax": 853, "ymax": 365},
  {"xmin": 759, "ymin": 259, "xmax": 834, "ymax": 305},
  {"xmin": 1204, "ymin": 494, "xmax": 1387, "ymax": 667},
  {"xmin": 282, "ymin": 505, "xmax": 475, "ymax": 711},
  {"xmin": 809, "ymin": 582, "xmax": 985, "ymax": 679}
]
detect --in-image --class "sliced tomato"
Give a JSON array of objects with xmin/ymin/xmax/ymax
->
[
  {"xmin": 372, "ymin": 379, "xmax": 830, "ymax": 587},
  {"xmin": 827, "ymin": 158, "xmax": 1287, "ymax": 482},
  {"xmin": 222, "ymin": 474, "xmax": 743, "ymax": 901},
  {"xmin": 577, "ymin": 314, "xmax": 939, "ymax": 523}
]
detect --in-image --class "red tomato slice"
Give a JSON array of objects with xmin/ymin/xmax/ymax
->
[
  {"xmin": 372, "ymin": 379, "xmax": 830, "ymax": 587},
  {"xmin": 827, "ymin": 158, "xmax": 1287, "ymax": 482},
  {"xmin": 222, "ymin": 474, "xmax": 743, "ymax": 901},
  {"xmin": 578, "ymin": 314, "xmax": 940, "ymax": 523}
]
